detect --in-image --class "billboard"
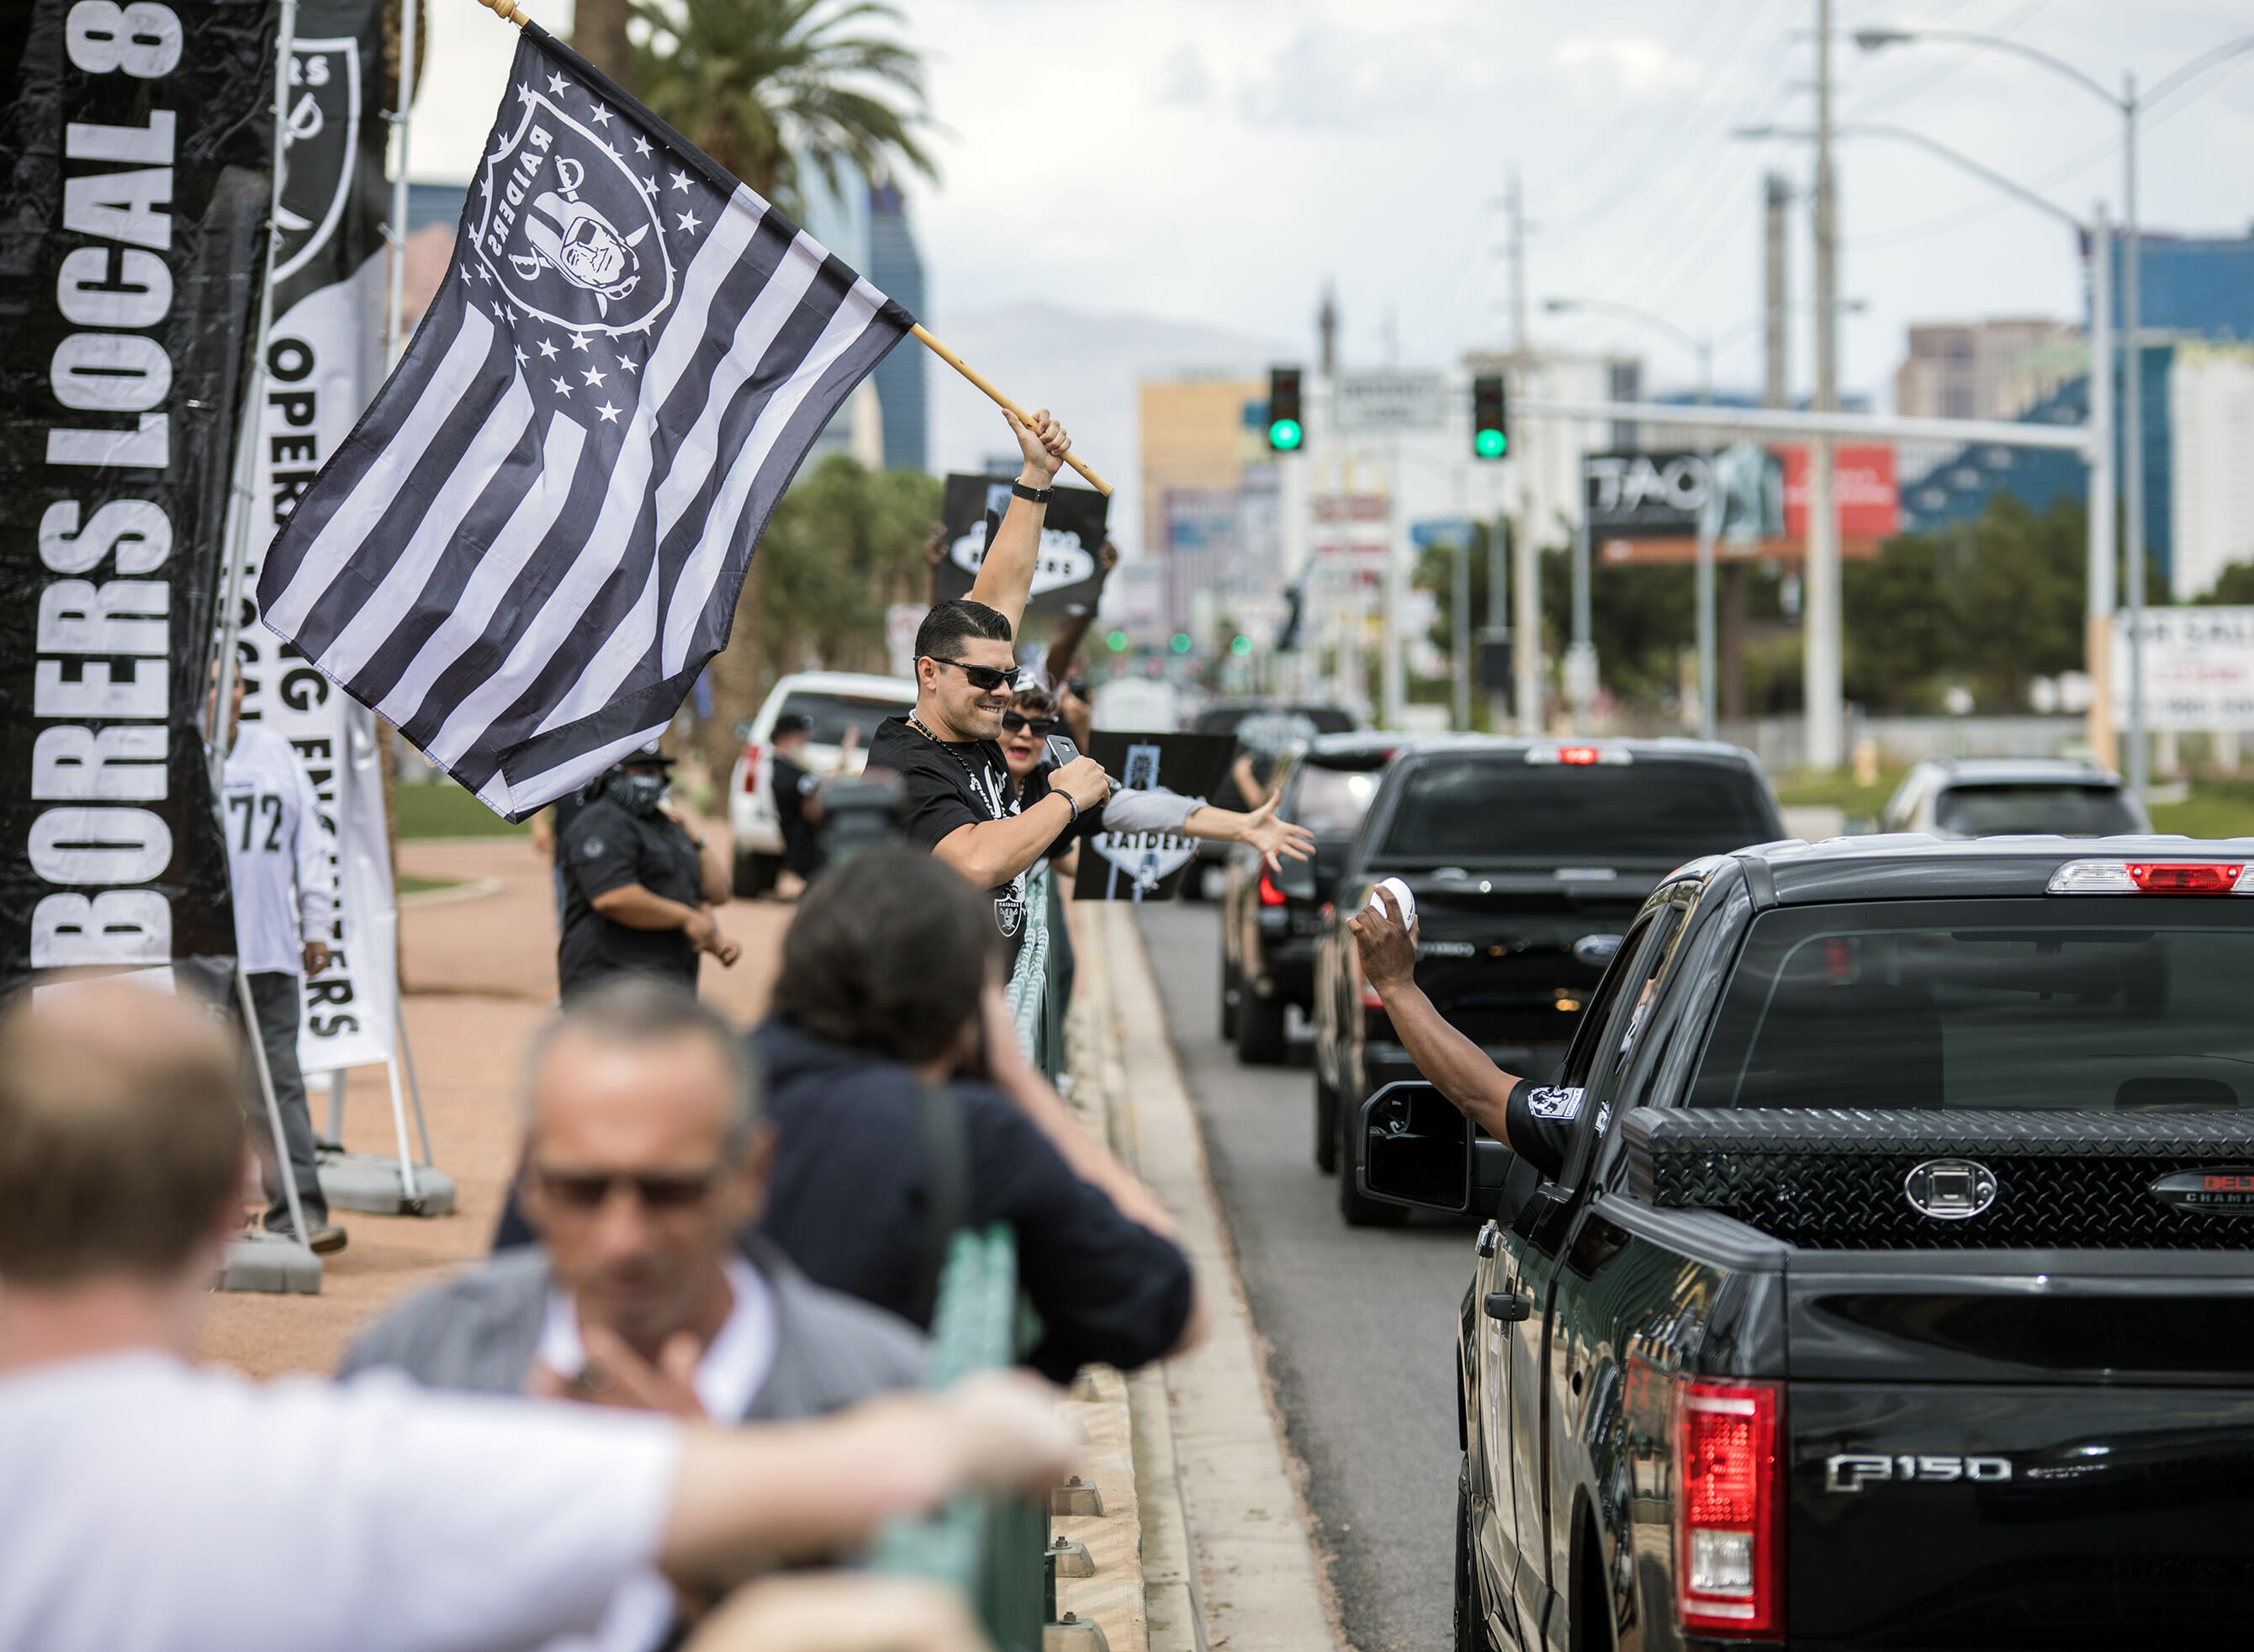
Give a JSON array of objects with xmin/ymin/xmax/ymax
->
[
  {"xmin": 1587, "ymin": 444, "xmax": 1897, "ymax": 565},
  {"xmin": 2113, "ymin": 606, "xmax": 2254, "ymax": 730}
]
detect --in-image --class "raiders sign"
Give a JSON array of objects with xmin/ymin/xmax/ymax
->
[
  {"xmin": 472, "ymin": 81, "xmax": 675, "ymax": 335},
  {"xmin": 272, "ymin": 37, "xmax": 362, "ymax": 284}
]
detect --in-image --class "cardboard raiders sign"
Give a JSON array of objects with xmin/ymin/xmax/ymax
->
[
  {"xmin": 935, "ymin": 472, "xmax": 1110, "ymax": 617},
  {"xmin": 1071, "ymin": 733, "xmax": 1235, "ymax": 903}
]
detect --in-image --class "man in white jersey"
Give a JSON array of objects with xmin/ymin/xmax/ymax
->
[
  {"xmin": 0, "ymin": 982, "xmax": 1077, "ymax": 1652},
  {"xmin": 214, "ymin": 669, "xmax": 342, "ymax": 1252}
]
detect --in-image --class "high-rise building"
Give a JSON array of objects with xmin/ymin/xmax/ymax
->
[
  {"xmin": 2169, "ymin": 342, "xmax": 2254, "ymax": 600},
  {"xmin": 867, "ymin": 182, "xmax": 927, "ymax": 472},
  {"xmin": 1894, "ymin": 319, "xmax": 2082, "ymax": 424}
]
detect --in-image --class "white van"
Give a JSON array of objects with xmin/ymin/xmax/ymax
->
[{"xmin": 727, "ymin": 670, "xmax": 918, "ymax": 895}]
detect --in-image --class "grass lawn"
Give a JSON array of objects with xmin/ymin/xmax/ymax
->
[
  {"xmin": 1772, "ymin": 768, "xmax": 1907, "ymax": 823},
  {"xmin": 2147, "ymin": 781, "xmax": 2254, "ymax": 841},
  {"xmin": 393, "ymin": 781, "xmax": 527, "ymax": 839},
  {"xmin": 395, "ymin": 873, "xmax": 464, "ymax": 896}
]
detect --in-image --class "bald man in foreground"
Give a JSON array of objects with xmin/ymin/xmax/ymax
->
[{"xmin": 0, "ymin": 983, "xmax": 1075, "ymax": 1652}]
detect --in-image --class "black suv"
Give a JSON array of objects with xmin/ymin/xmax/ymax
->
[
  {"xmin": 1220, "ymin": 733, "xmax": 1402, "ymax": 1063},
  {"xmin": 1311, "ymin": 737, "xmax": 1783, "ymax": 1224}
]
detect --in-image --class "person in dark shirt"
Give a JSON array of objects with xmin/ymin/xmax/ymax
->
[
  {"xmin": 769, "ymin": 712, "xmax": 857, "ymax": 899},
  {"xmin": 754, "ymin": 848, "xmax": 1204, "ymax": 1381},
  {"xmin": 557, "ymin": 744, "xmax": 740, "ymax": 1003}
]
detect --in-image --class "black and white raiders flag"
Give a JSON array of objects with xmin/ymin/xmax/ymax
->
[{"xmin": 257, "ymin": 24, "xmax": 913, "ymax": 819}]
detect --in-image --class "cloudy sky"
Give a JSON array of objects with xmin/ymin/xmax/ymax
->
[{"xmin": 414, "ymin": 0, "xmax": 2254, "ymax": 407}]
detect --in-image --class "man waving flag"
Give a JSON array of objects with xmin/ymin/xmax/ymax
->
[{"xmin": 258, "ymin": 26, "xmax": 911, "ymax": 819}]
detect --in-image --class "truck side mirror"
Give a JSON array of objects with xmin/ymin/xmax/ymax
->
[{"xmin": 1358, "ymin": 1082, "xmax": 1472, "ymax": 1213}]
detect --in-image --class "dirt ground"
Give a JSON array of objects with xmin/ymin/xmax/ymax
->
[{"xmin": 197, "ymin": 834, "xmax": 793, "ymax": 1379}]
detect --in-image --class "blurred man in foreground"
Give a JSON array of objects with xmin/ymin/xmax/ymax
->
[{"xmin": 0, "ymin": 982, "xmax": 1074, "ymax": 1652}]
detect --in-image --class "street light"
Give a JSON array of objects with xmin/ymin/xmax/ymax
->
[
  {"xmin": 1855, "ymin": 24, "xmax": 2254, "ymax": 797},
  {"xmin": 1545, "ymin": 296, "xmax": 1717, "ymax": 739},
  {"xmin": 1738, "ymin": 121, "xmax": 2119, "ymax": 768}
]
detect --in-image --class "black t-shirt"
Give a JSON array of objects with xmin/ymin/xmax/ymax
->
[
  {"xmin": 771, "ymin": 752, "xmax": 823, "ymax": 877},
  {"xmin": 556, "ymin": 793, "xmax": 703, "ymax": 999},
  {"xmin": 868, "ymin": 716, "xmax": 1063, "ymax": 953},
  {"xmin": 752, "ymin": 1018, "xmax": 1193, "ymax": 1380}
]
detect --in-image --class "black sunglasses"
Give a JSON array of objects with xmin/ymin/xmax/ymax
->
[
  {"xmin": 1002, "ymin": 711, "xmax": 1061, "ymax": 735},
  {"xmin": 531, "ymin": 1163, "xmax": 726, "ymax": 1211},
  {"xmin": 923, "ymin": 655, "xmax": 1024, "ymax": 693}
]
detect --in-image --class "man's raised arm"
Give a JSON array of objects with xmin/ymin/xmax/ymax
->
[{"xmin": 966, "ymin": 410, "xmax": 1073, "ymax": 636}]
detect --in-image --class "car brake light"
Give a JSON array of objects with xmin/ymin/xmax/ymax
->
[
  {"xmin": 1675, "ymin": 1377, "xmax": 1783, "ymax": 1638},
  {"xmin": 738, "ymin": 744, "xmax": 762, "ymax": 791},
  {"xmin": 1558, "ymin": 745, "xmax": 1599, "ymax": 765},
  {"xmin": 1258, "ymin": 867, "xmax": 1287, "ymax": 907},
  {"xmin": 1526, "ymin": 744, "xmax": 1631, "ymax": 766},
  {"xmin": 2049, "ymin": 858, "xmax": 2252, "ymax": 894}
]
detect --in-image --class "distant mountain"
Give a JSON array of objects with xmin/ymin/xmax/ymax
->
[{"xmin": 922, "ymin": 300, "xmax": 1294, "ymax": 553}]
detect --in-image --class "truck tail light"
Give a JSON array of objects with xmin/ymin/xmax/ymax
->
[
  {"xmin": 1675, "ymin": 1377, "xmax": 1783, "ymax": 1638},
  {"xmin": 1258, "ymin": 867, "xmax": 1288, "ymax": 907},
  {"xmin": 739, "ymin": 744, "xmax": 762, "ymax": 791},
  {"xmin": 2049, "ymin": 858, "xmax": 2252, "ymax": 894}
]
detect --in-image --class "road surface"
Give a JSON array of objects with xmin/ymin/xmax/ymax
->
[{"xmin": 1137, "ymin": 903, "xmax": 1472, "ymax": 1652}]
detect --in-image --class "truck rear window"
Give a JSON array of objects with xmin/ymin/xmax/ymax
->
[
  {"xmin": 775, "ymin": 691, "xmax": 912, "ymax": 746},
  {"xmin": 1689, "ymin": 899, "xmax": 2254, "ymax": 1111},
  {"xmin": 1934, "ymin": 783, "xmax": 2143, "ymax": 837},
  {"xmin": 1290, "ymin": 765, "xmax": 1381, "ymax": 836},
  {"xmin": 1375, "ymin": 759, "xmax": 1774, "ymax": 863}
]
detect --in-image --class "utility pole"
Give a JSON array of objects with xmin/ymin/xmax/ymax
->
[
  {"xmin": 2087, "ymin": 204, "xmax": 2117, "ymax": 770},
  {"xmin": 1506, "ymin": 165, "xmax": 1542, "ymax": 734},
  {"xmin": 2121, "ymin": 73, "xmax": 2147, "ymax": 796},
  {"xmin": 1804, "ymin": 0, "xmax": 1844, "ymax": 771},
  {"xmin": 1731, "ymin": 172, "xmax": 1791, "ymax": 726}
]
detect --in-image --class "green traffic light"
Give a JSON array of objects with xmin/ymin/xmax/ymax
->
[
  {"xmin": 1475, "ymin": 427, "xmax": 1508, "ymax": 459},
  {"xmin": 1230, "ymin": 634, "xmax": 1252, "ymax": 657},
  {"xmin": 1267, "ymin": 417, "xmax": 1304, "ymax": 452},
  {"xmin": 1106, "ymin": 628, "xmax": 1128, "ymax": 652},
  {"xmin": 1170, "ymin": 633, "xmax": 1193, "ymax": 654}
]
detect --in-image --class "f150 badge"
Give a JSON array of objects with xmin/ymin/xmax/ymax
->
[
  {"xmin": 1903, "ymin": 1157, "xmax": 1997, "ymax": 1220},
  {"xmin": 1824, "ymin": 1453, "xmax": 2013, "ymax": 1493}
]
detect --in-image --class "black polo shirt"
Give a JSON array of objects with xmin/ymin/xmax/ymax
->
[
  {"xmin": 752, "ymin": 1018, "xmax": 1193, "ymax": 1380},
  {"xmin": 772, "ymin": 751, "xmax": 824, "ymax": 878},
  {"xmin": 870, "ymin": 715, "xmax": 1081, "ymax": 955},
  {"xmin": 556, "ymin": 792, "xmax": 702, "ymax": 1000}
]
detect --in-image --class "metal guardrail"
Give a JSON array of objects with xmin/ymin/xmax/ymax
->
[
  {"xmin": 870, "ymin": 1223, "xmax": 1045, "ymax": 1652},
  {"xmin": 1005, "ymin": 862, "xmax": 1066, "ymax": 1078}
]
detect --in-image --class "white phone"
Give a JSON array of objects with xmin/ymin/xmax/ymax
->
[{"xmin": 1367, "ymin": 876, "xmax": 1417, "ymax": 927}]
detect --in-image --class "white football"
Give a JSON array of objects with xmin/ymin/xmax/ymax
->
[{"xmin": 1366, "ymin": 876, "xmax": 1416, "ymax": 927}]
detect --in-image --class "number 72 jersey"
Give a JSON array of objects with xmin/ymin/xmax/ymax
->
[{"xmin": 220, "ymin": 723, "xmax": 336, "ymax": 976}]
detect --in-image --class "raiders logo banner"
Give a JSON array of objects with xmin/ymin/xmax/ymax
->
[
  {"xmin": 256, "ymin": 24, "xmax": 913, "ymax": 821},
  {"xmin": 238, "ymin": 0, "xmax": 398, "ymax": 1072},
  {"xmin": 1071, "ymin": 732, "xmax": 1236, "ymax": 903},
  {"xmin": 934, "ymin": 472, "xmax": 1111, "ymax": 618},
  {"xmin": 0, "ymin": 0, "xmax": 277, "ymax": 996}
]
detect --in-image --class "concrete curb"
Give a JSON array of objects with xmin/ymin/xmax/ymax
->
[{"xmin": 1083, "ymin": 904, "xmax": 1338, "ymax": 1652}]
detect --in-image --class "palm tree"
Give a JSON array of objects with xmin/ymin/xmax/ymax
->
[
  {"xmin": 625, "ymin": 0, "xmax": 938, "ymax": 786},
  {"xmin": 629, "ymin": 0, "xmax": 937, "ymax": 214}
]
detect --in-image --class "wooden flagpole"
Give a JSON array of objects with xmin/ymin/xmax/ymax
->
[{"xmin": 465, "ymin": 0, "xmax": 1113, "ymax": 496}]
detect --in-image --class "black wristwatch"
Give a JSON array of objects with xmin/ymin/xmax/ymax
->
[{"xmin": 1011, "ymin": 479, "xmax": 1054, "ymax": 505}]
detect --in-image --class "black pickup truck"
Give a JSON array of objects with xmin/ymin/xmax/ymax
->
[
  {"xmin": 1314, "ymin": 738, "xmax": 1783, "ymax": 1224},
  {"xmin": 1359, "ymin": 835, "xmax": 2254, "ymax": 1652}
]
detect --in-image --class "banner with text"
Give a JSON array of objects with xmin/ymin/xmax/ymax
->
[
  {"xmin": 2112, "ymin": 606, "xmax": 2254, "ymax": 730},
  {"xmin": 242, "ymin": 0, "xmax": 399, "ymax": 1071},
  {"xmin": 934, "ymin": 474, "xmax": 1111, "ymax": 617},
  {"xmin": 0, "ymin": 0, "xmax": 277, "ymax": 998},
  {"xmin": 1587, "ymin": 444, "xmax": 1896, "ymax": 564},
  {"xmin": 1071, "ymin": 732, "xmax": 1235, "ymax": 902}
]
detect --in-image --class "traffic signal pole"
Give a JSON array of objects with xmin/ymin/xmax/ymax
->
[{"xmin": 1806, "ymin": 0, "xmax": 1844, "ymax": 771}]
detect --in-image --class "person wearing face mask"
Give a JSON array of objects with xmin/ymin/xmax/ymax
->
[{"xmin": 558, "ymin": 744, "xmax": 741, "ymax": 1004}]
